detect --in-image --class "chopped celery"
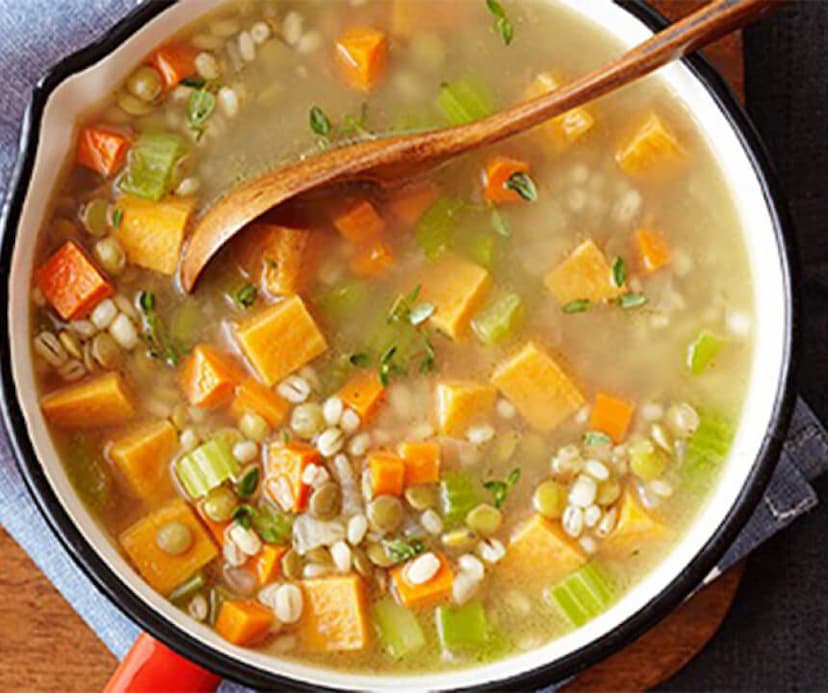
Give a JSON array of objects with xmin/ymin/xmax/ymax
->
[
  {"xmin": 415, "ymin": 196, "xmax": 464, "ymax": 259},
  {"xmin": 686, "ymin": 329, "xmax": 727, "ymax": 374},
  {"xmin": 252, "ymin": 503, "xmax": 293, "ymax": 544},
  {"xmin": 169, "ymin": 572, "xmax": 205, "ymax": 604},
  {"xmin": 170, "ymin": 300, "xmax": 201, "ymax": 346},
  {"xmin": 440, "ymin": 471, "xmax": 482, "ymax": 526},
  {"xmin": 391, "ymin": 108, "xmax": 441, "ymax": 134},
  {"xmin": 436, "ymin": 601, "xmax": 490, "ymax": 653},
  {"xmin": 175, "ymin": 437, "xmax": 239, "ymax": 498},
  {"xmin": 119, "ymin": 132, "xmax": 187, "ymax": 201},
  {"xmin": 458, "ymin": 227, "xmax": 498, "ymax": 269},
  {"xmin": 63, "ymin": 433, "xmax": 111, "ymax": 511},
  {"xmin": 373, "ymin": 598, "xmax": 425, "ymax": 658},
  {"xmin": 547, "ymin": 563, "xmax": 615, "ymax": 628},
  {"xmin": 472, "ymin": 293, "xmax": 524, "ymax": 345},
  {"xmin": 438, "ymin": 78, "xmax": 495, "ymax": 125},
  {"xmin": 628, "ymin": 439, "xmax": 667, "ymax": 482},
  {"xmin": 316, "ymin": 279, "xmax": 370, "ymax": 325},
  {"xmin": 683, "ymin": 412, "xmax": 735, "ymax": 486}
]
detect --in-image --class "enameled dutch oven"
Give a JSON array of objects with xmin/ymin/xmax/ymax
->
[{"xmin": 0, "ymin": 1, "xmax": 797, "ymax": 690}]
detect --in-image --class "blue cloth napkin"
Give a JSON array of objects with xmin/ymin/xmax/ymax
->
[{"xmin": 0, "ymin": 0, "xmax": 825, "ymax": 686}]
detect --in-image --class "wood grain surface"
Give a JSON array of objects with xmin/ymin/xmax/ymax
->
[{"xmin": 0, "ymin": 1, "xmax": 746, "ymax": 691}]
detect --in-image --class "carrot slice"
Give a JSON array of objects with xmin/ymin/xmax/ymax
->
[
  {"xmin": 76, "ymin": 125, "xmax": 130, "ymax": 177},
  {"xmin": 634, "ymin": 228, "xmax": 671, "ymax": 274},
  {"xmin": 589, "ymin": 392, "xmax": 635, "ymax": 444},
  {"xmin": 336, "ymin": 27, "xmax": 388, "ymax": 91},
  {"xmin": 482, "ymin": 156, "xmax": 530, "ymax": 205},
  {"xmin": 151, "ymin": 43, "xmax": 197, "ymax": 90},
  {"xmin": 390, "ymin": 552, "xmax": 454, "ymax": 608},
  {"xmin": 368, "ymin": 450, "xmax": 405, "ymax": 497},
  {"xmin": 265, "ymin": 441, "xmax": 319, "ymax": 512},
  {"xmin": 399, "ymin": 441, "xmax": 441, "ymax": 486},
  {"xmin": 230, "ymin": 377, "xmax": 289, "ymax": 428},
  {"xmin": 215, "ymin": 600, "xmax": 274, "ymax": 646},
  {"xmin": 36, "ymin": 240, "xmax": 114, "ymax": 320},
  {"xmin": 253, "ymin": 545, "xmax": 287, "ymax": 586},
  {"xmin": 332, "ymin": 200, "xmax": 386, "ymax": 245},
  {"xmin": 178, "ymin": 344, "xmax": 245, "ymax": 410},
  {"xmin": 350, "ymin": 240, "xmax": 395, "ymax": 278},
  {"xmin": 338, "ymin": 370, "xmax": 386, "ymax": 425}
]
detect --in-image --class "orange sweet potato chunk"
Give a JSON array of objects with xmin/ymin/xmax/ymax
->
[
  {"xmin": 297, "ymin": 575, "xmax": 370, "ymax": 652},
  {"xmin": 386, "ymin": 181, "xmax": 440, "ymax": 228},
  {"xmin": 602, "ymin": 489, "xmax": 668, "ymax": 558},
  {"xmin": 616, "ymin": 112, "xmax": 686, "ymax": 179},
  {"xmin": 524, "ymin": 72, "xmax": 595, "ymax": 150},
  {"xmin": 178, "ymin": 345, "xmax": 245, "ymax": 410},
  {"xmin": 544, "ymin": 239, "xmax": 625, "ymax": 305},
  {"xmin": 216, "ymin": 600, "xmax": 274, "ymax": 646},
  {"xmin": 41, "ymin": 372, "xmax": 136, "ymax": 429},
  {"xmin": 235, "ymin": 296, "xmax": 327, "ymax": 386},
  {"xmin": 332, "ymin": 200, "xmax": 386, "ymax": 245},
  {"xmin": 265, "ymin": 441, "xmax": 319, "ymax": 512},
  {"xmin": 399, "ymin": 441, "xmax": 440, "ymax": 486},
  {"xmin": 417, "ymin": 254, "xmax": 490, "ymax": 340},
  {"xmin": 230, "ymin": 377, "xmax": 289, "ymax": 428},
  {"xmin": 390, "ymin": 552, "xmax": 454, "ymax": 609},
  {"xmin": 337, "ymin": 370, "xmax": 386, "ymax": 425},
  {"xmin": 336, "ymin": 27, "xmax": 388, "ymax": 91},
  {"xmin": 236, "ymin": 222, "xmax": 312, "ymax": 297},
  {"xmin": 108, "ymin": 419, "xmax": 178, "ymax": 501},
  {"xmin": 367, "ymin": 450, "xmax": 405, "ymax": 497},
  {"xmin": 253, "ymin": 544, "xmax": 288, "ymax": 586},
  {"xmin": 36, "ymin": 240, "xmax": 114, "ymax": 320}
]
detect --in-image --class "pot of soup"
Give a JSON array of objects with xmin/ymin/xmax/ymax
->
[{"xmin": 0, "ymin": 0, "xmax": 796, "ymax": 690}]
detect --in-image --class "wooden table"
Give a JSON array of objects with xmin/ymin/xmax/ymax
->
[{"xmin": 0, "ymin": 1, "xmax": 747, "ymax": 690}]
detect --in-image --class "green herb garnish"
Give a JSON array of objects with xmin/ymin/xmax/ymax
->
[
  {"xmin": 611, "ymin": 257, "xmax": 626, "ymax": 288},
  {"xmin": 504, "ymin": 171, "xmax": 537, "ymax": 201},
  {"xmin": 309, "ymin": 105, "xmax": 333, "ymax": 137},
  {"xmin": 138, "ymin": 290, "xmax": 187, "ymax": 366},
  {"xmin": 234, "ymin": 283, "xmax": 258, "ymax": 309},
  {"xmin": 490, "ymin": 208, "xmax": 511, "ymax": 238},
  {"xmin": 584, "ymin": 431, "xmax": 612, "ymax": 446},
  {"xmin": 617, "ymin": 293, "xmax": 648, "ymax": 309},
  {"xmin": 111, "ymin": 207, "xmax": 123, "ymax": 229},
  {"xmin": 384, "ymin": 537, "xmax": 425, "ymax": 562},
  {"xmin": 252, "ymin": 503, "xmax": 293, "ymax": 544},
  {"xmin": 281, "ymin": 430, "xmax": 291, "ymax": 444},
  {"xmin": 187, "ymin": 88, "xmax": 216, "ymax": 129},
  {"xmin": 181, "ymin": 76, "xmax": 207, "ymax": 88},
  {"xmin": 562, "ymin": 299, "xmax": 591, "ymax": 314},
  {"xmin": 235, "ymin": 467, "xmax": 260, "ymax": 499},
  {"xmin": 232, "ymin": 504, "xmax": 256, "ymax": 529},
  {"xmin": 349, "ymin": 352, "xmax": 371, "ymax": 368},
  {"xmin": 486, "ymin": 0, "xmax": 514, "ymax": 45},
  {"xmin": 483, "ymin": 467, "xmax": 521, "ymax": 509}
]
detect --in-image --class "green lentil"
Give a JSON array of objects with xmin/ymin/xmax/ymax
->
[
  {"xmin": 367, "ymin": 495, "xmax": 403, "ymax": 534},
  {"xmin": 156, "ymin": 521, "xmax": 193, "ymax": 555},
  {"xmin": 202, "ymin": 487, "xmax": 237, "ymax": 522},
  {"xmin": 533, "ymin": 480, "xmax": 567, "ymax": 519},
  {"xmin": 404, "ymin": 484, "xmax": 438, "ymax": 511},
  {"xmin": 465, "ymin": 503, "xmax": 502, "ymax": 536},
  {"xmin": 281, "ymin": 549, "xmax": 303, "ymax": 580}
]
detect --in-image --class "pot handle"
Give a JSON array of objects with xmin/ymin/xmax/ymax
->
[{"xmin": 104, "ymin": 632, "xmax": 222, "ymax": 693}]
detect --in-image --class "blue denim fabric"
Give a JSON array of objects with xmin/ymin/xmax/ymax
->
[{"xmin": 0, "ymin": 1, "xmax": 825, "ymax": 688}]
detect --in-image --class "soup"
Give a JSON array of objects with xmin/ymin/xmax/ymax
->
[{"xmin": 30, "ymin": 0, "xmax": 753, "ymax": 675}]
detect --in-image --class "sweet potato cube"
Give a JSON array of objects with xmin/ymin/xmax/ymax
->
[
  {"xmin": 230, "ymin": 377, "xmax": 289, "ymax": 428},
  {"xmin": 589, "ymin": 393, "xmax": 635, "ymax": 444},
  {"xmin": 108, "ymin": 420, "xmax": 178, "ymax": 501},
  {"xmin": 178, "ymin": 345, "xmax": 245, "ymax": 410},
  {"xmin": 36, "ymin": 240, "xmax": 114, "ymax": 320},
  {"xmin": 436, "ymin": 381, "xmax": 497, "ymax": 436},
  {"xmin": 616, "ymin": 112, "xmax": 685, "ymax": 179},
  {"xmin": 417, "ymin": 254, "xmax": 491, "ymax": 340},
  {"xmin": 236, "ymin": 222, "xmax": 311, "ymax": 297},
  {"xmin": 497, "ymin": 514, "xmax": 586, "ymax": 588},
  {"xmin": 119, "ymin": 498, "xmax": 218, "ymax": 596},
  {"xmin": 603, "ymin": 489, "xmax": 668, "ymax": 558},
  {"xmin": 115, "ymin": 195, "xmax": 195, "ymax": 275},
  {"xmin": 297, "ymin": 576, "xmax": 369, "ymax": 652},
  {"xmin": 336, "ymin": 27, "xmax": 388, "ymax": 91},
  {"xmin": 235, "ymin": 296, "xmax": 327, "ymax": 386},
  {"xmin": 332, "ymin": 200, "xmax": 386, "ymax": 245},
  {"xmin": 390, "ymin": 552, "xmax": 454, "ymax": 609},
  {"xmin": 400, "ymin": 441, "xmax": 441, "ymax": 486},
  {"xmin": 215, "ymin": 600, "xmax": 274, "ymax": 646},
  {"xmin": 491, "ymin": 342, "xmax": 584, "ymax": 431},
  {"xmin": 367, "ymin": 450, "xmax": 405, "ymax": 497},
  {"xmin": 524, "ymin": 73, "xmax": 595, "ymax": 149},
  {"xmin": 387, "ymin": 181, "xmax": 440, "ymax": 228},
  {"xmin": 349, "ymin": 240, "xmax": 395, "ymax": 278},
  {"xmin": 41, "ymin": 372, "xmax": 136, "ymax": 429},
  {"xmin": 253, "ymin": 544, "xmax": 288, "ymax": 586},
  {"xmin": 545, "ymin": 239, "xmax": 625, "ymax": 305},
  {"xmin": 264, "ymin": 441, "xmax": 319, "ymax": 512},
  {"xmin": 337, "ymin": 370, "xmax": 386, "ymax": 425},
  {"xmin": 634, "ymin": 228, "xmax": 671, "ymax": 274}
]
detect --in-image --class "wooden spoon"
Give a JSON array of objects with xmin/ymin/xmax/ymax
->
[{"xmin": 179, "ymin": 0, "xmax": 777, "ymax": 292}]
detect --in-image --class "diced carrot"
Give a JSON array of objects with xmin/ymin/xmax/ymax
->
[
  {"xmin": 215, "ymin": 600, "xmax": 274, "ymax": 646},
  {"xmin": 367, "ymin": 450, "xmax": 405, "ymax": 497},
  {"xmin": 230, "ymin": 377, "xmax": 289, "ymax": 428},
  {"xmin": 235, "ymin": 222, "xmax": 311, "ymax": 297},
  {"xmin": 387, "ymin": 181, "xmax": 440, "ymax": 228},
  {"xmin": 76, "ymin": 125, "xmax": 130, "ymax": 177},
  {"xmin": 150, "ymin": 43, "xmax": 197, "ymax": 90},
  {"xmin": 482, "ymin": 156, "xmax": 530, "ymax": 205},
  {"xmin": 297, "ymin": 576, "xmax": 369, "ymax": 652},
  {"xmin": 41, "ymin": 372, "xmax": 136, "ymax": 429},
  {"xmin": 390, "ymin": 552, "xmax": 454, "ymax": 609},
  {"xmin": 399, "ymin": 441, "xmax": 440, "ymax": 486},
  {"xmin": 588, "ymin": 393, "xmax": 635, "ymax": 444},
  {"xmin": 119, "ymin": 499, "xmax": 218, "ymax": 596},
  {"xmin": 36, "ymin": 240, "xmax": 114, "ymax": 320},
  {"xmin": 335, "ymin": 27, "xmax": 388, "ymax": 91},
  {"xmin": 108, "ymin": 420, "xmax": 178, "ymax": 501},
  {"xmin": 234, "ymin": 296, "xmax": 328, "ymax": 386},
  {"xmin": 391, "ymin": 0, "xmax": 468, "ymax": 37},
  {"xmin": 332, "ymin": 200, "xmax": 386, "ymax": 245},
  {"xmin": 350, "ymin": 240, "xmax": 395, "ymax": 278},
  {"xmin": 253, "ymin": 544, "xmax": 287, "ymax": 586},
  {"xmin": 178, "ymin": 344, "xmax": 245, "ymax": 410},
  {"xmin": 265, "ymin": 441, "xmax": 319, "ymax": 512},
  {"xmin": 616, "ymin": 112, "xmax": 685, "ymax": 179},
  {"xmin": 115, "ymin": 195, "xmax": 196, "ymax": 276},
  {"xmin": 338, "ymin": 370, "xmax": 386, "ymax": 425},
  {"xmin": 544, "ymin": 239, "xmax": 625, "ymax": 305},
  {"xmin": 634, "ymin": 228, "xmax": 671, "ymax": 274},
  {"xmin": 196, "ymin": 500, "xmax": 230, "ymax": 547}
]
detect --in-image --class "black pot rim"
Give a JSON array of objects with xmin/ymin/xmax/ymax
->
[{"xmin": 0, "ymin": 1, "xmax": 798, "ymax": 691}]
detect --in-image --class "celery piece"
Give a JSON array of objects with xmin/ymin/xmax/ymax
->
[
  {"xmin": 316, "ymin": 279, "xmax": 370, "ymax": 325},
  {"xmin": 458, "ymin": 227, "xmax": 498, "ymax": 269},
  {"xmin": 391, "ymin": 108, "xmax": 441, "ymax": 134},
  {"xmin": 175, "ymin": 437, "xmax": 239, "ymax": 498},
  {"xmin": 170, "ymin": 300, "xmax": 201, "ymax": 346},
  {"xmin": 438, "ymin": 78, "xmax": 495, "ymax": 126},
  {"xmin": 63, "ymin": 433, "xmax": 111, "ymax": 511},
  {"xmin": 686, "ymin": 329, "xmax": 727, "ymax": 375},
  {"xmin": 119, "ymin": 132, "xmax": 187, "ymax": 201},
  {"xmin": 169, "ymin": 572, "xmax": 205, "ymax": 604},
  {"xmin": 373, "ymin": 598, "xmax": 426, "ymax": 659},
  {"xmin": 436, "ymin": 601, "xmax": 490, "ymax": 653},
  {"xmin": 440, "ymin": 471, "xmax": 482, "ymax": 526},
  {"xmin": 547, "ymin": 563, "xmax": 615, "ymax": 628},
  {"xmin": 415, "ymin": 196, "xmax": 464, "ymax": 259},
  {"xmin": 683, "ymin": 412, "xmax": 735, "ymax": 486},
  {"xmin": 472, "ymin": 293, "xmax": 524, "ymax": 345},
  {"xmin": 252, "ymin": 503, "xmax": 293, "ymax": 544}
]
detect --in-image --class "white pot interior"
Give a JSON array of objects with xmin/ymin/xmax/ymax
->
[{"xmin": 6, "ymin": 1, "xmax": 788, "ymax": 690}]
